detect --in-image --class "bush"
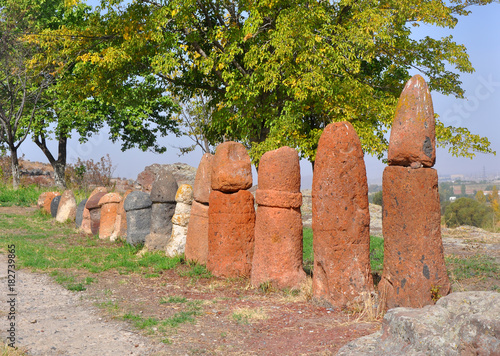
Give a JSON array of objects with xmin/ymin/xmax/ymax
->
[
  {"xmin": 371, "ymin": 190, "xmax": 383, "ymax": 206},
  {"xmin": 443, "ymin": 197, "xmax": 494, "ymax": 228},
  {"xmin": 65, "ymin": 154, "xmax": 116, "ymax": 189}
]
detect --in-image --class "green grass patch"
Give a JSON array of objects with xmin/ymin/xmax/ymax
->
[
  {"xmin": 50, "ymin": 271, "xmax": 95, "ymax": 291},
  {"xmin": 178, "ymin": 263, "xmax": 212, "ymax": 281},
  {"xmin": 302, "ymin": 228, "xmax": 384, "ymax": 275},
  {"xmin": 123, "ymin": 313, "xmax": 159, "ymax": 329},
  {"xmin": 0, "ymin": 184, "xmax": 48, "ymax": 207},
  {"xmin": 445, "ymin": 254, "xmax": 500, "ymax": 280},
  {"xmin": 160, "ymin": 295, "xmax": 187, "ymax": 304},
  {"xmin": 369, "ymin": 236, "xmax": 384, "ymax": 273},
  {"xmin": 303, "ymin": 227, "xmax": 314, "ymax": 275},
  {"xmin": 0, "ymin": 210, "xmax": 183, "ymax": 276}
]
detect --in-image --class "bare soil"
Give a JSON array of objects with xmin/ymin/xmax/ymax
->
[{"xmin": 1, "ymin": 206, "xmax": 499, "ymax": 355}]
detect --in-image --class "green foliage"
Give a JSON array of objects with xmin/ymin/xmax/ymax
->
[
  {"xmin": 371, "ymin": 191, "xmax": 383, "ymax": 206},
  {"xmin": 177, "ymin": 262, "xmax": 213, "ymax": 281},
  {"xmin": 50, "ymin": 270, "xmax": 94, "ymax": 291},
  {"xmin": 160, "ymin": 295, "xmax": 187, "ymax": 304},
  {"xmin": 28, "ymin": 0, "xmax": 495, "ymax": 166},
  {"xmin": 443, "ymin": 197, "xmax": 494, "ymax": 228}
]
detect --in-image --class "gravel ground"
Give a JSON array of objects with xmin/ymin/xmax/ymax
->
[{"xmin": 0, "ymin": 254, "xmax": 166, "ymax": 355}]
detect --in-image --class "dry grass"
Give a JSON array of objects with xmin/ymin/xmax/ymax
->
[
  {"xmin": 345, "ymin": 292, "xmax": 385, "ymax": 322},
  {"xmin": 1, "ymin": 344, "xmax": 27, "ymax": 356},
  {"xmin": 231, "ymin": 307, "xmax": 269, "ymax": 324}
]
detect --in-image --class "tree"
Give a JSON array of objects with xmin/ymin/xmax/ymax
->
[
  {"xmin": 475, "ymin": 190, "xmax": 486, "ymax": 204},
  {"xmin": 372, "ymin": 190, "xmax": 383, "ymax": 206},
  {"xmin": 0, "ymin": 0, "xmax": 54, "ymax": 188},
  {"xmin": 444, "ymin": 197, "xmax": 493, "ymax": 228},
  {"xmin": 22, "ymin": 0, "xmax": 180, "ymax": 187},
  {"xmin": 30, "ymin": 0, "xmax": 495, "ymax": 166}
]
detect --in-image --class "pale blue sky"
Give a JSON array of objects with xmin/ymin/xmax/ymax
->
[{"xmin": 18, "ymin": 1, "xmax": 500, "ymax": 187}]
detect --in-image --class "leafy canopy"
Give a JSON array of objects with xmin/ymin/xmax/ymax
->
[{"xmin": 28, "ymin": 0, "xmax": 495, "ymax": 164}]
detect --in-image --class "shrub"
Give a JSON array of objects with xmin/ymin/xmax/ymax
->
[
  {"xmin": 65, "ymin": 154, "xmax": 116, "ymax": 189},
  {"xmin": 443, "ymin": 197, "xmax": 494, "ymax": 228}
]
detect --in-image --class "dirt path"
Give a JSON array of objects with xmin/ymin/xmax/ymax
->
[{"xmin": 0, "ymin": 254, "xmax": 166, "ymax": 355}]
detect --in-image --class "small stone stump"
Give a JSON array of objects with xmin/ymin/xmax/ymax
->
[
  {"xmin": 39, "ymin": 192, "xmax": 60, "ymax": 215},
  {"xmin": 312, "ymin": 122, "xmax": 374, "ymax": 308},
  {"xmin": 166, "ymin": 184, "xmax": 193, "ymax": 257},
  {"xmin": 185, "ymin": 153, "xmax": 213, "ymax": 264},
  {"xmin": 81, "ymin": 187, "xmax": 107, "ymax": 234},
  {"xmin": 379, "ymin": 75, "xmax": 450, "ymax": 309},
  {"xmin": 56, "ymin": 190, "xmax": 77, "ymax": 223},
  {"xmin": 85, "ymin": 191, "xmax": 107, "ymax": 236},
  {"xmin": 207, "ymin": 141, "xmax": 255, "ymax": 278},
  {"xmin": 75, "ymin": 199, "xmax": 88, "ymax": 228},
  {"xmin": 251, "ymin": 146, "xmax": 306, "ymax": 290},
  {"xmin": 50, "ymin": 195, "xmax": 62, "ymax": 218},
  {"xmin": 111, "ymin": 189, "xmax": 133, "ymax": 241},
  {"xmin": 98, "ymin": 193, "xmax": 122, "ymax": 240},
  {"xmin": 124, "ymin": 191, "xmax": 152, "ymax": 246},
  {"xmin": 145, "ymin": 172, "xmax": 178, "ymax": 251}
]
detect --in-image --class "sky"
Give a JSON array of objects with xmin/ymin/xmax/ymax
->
[{"xmin": 16, "ymin": 1, "xmax": 500, "ymax": 188}]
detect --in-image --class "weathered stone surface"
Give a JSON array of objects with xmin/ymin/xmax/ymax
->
[
  {"xmin": 193, "ymin": 153, "xmax": 213, "ymax": 204},
  {"xmin": 165, "ymin": 185, "xmax": 193, "ymax": 257},
  {"xmin": 56, "ymin": 190, "xmax": 77, "ymax": 223},
  {"xmin": 144, "ymin": 203, "xmax": 176, "ymax": 250},
  {"xmin": 124, "ymin": 191, "xmax": 152, "ymax": 245},
  {"xmin": 254, "ymin": 190, "xmax": 302, "ymax": 209},
  {"xmin": 185, "ymin": 201, "xmax": 209, "ymax": 264},
  {"xmin": 211, "ymin": 141, "xmax": 252, "ymax": 193},
  {"xmin": 150, "ymin": 171, "xmax": 178, "ymax": 203},
  {"xmin": 337, "ymin": 291, "xmax": 500, "ymax": 356},
  {"xmin": 75, "ymin": 199, "xmax": 88, "ymax": 228},
  {"xmin": 98, "ymin": 193, "xmax": 122, "ymax": 240},
  {"xmin": 136, "ymin": 163, "xmax": 197, "ymax": 192},
  {"xmin": 312, "ymin": 122, "xmax": 374, "ymax": 308},
  {"xmin": 124, "ymin": 191, "xmax": 152, "ymax": 212},
  {"xmin": 81, "ymin": 187, "xmax": 107, "ymax": 234},
  {"xmin": 379, "ymin": 166, "xmax": 450, "ymax": 309},
  {"xmin": 41, "ymin": 192, "xmax": 60, "ymax": 215},
  {"xmin": 50, "ymin": 195, "xmax": 62, "ymax": 218},
  {"xmin": 175, "ymin": 184, "xmax": 193, "ymax": 204},
  {"xmin": 85, "ymin": 192, "xmax": 107, "ymax": 235},
  {"xmin": 251, "ymin": 147, "xmax": 305, "ymax": 289},
  {"xmin": 111, "ymin": 189, "xmax": 132, "ymax": 241},
  {"xmin": 252, "ymin": 206, "xmax": 305, "ymax": 289},
  {"xmin": 207, "ymin": 190, "xmax": 255, "ymax": 278},
  {"xmin": 37, "ymin": 192, "xmax": 49, "ymax": 209},
  {"xmin": 258, "ymin": 146, "xmax": 301, "ymax": 192},
  {"xmin": 388, "ymin": 74, "xmax": 436, "ymax": 168},
  {"xmin": 166, "ymin": 225, "xmax": 188, "ymax": 257}
]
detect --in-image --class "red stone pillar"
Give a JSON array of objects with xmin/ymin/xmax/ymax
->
[
  {"xmin": 251, "ymin": 146, "xmax": 306, "ymax": 289},
  {"xmin": 207, "ymin": 142, "xmax": 255, "ymax": 278},
  {"xmin": 312, "ymin": 122, "xmax": 374, "ymax": 307},
  {"xmin": 379, "ymin": 74, "xmax": 451, "ymax": 309},
  {"xmin": 185, "ymin": 153, "xmax": 213, "ymax": 264}
]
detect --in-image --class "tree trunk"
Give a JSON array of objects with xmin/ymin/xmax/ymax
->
[
  {"xmin": 10, "ymin": 147, "xmax": 20, "ymax": 190},
  {"xmin": 34, "ymin": 132, "xmax": 68, "ymax": 188},
  {"xmin": 53, "ymin": 161, "xmax": 66, "ymax": 188}
]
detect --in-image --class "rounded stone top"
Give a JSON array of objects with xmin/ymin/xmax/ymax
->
[
  {"xmin": 211, "ymin": 141, "xmax": 252, "ymax": 193},
  {"xmin": 85, "ymin": 191, "xmax": 107, "ymax": 210},
  {"xmin": 175, "ymin": 184, "xmax": 193, "ymax": 204},
  {"xmin": 193, "ymin": 153, "xmax": 213, "ymax": 203},
  {"xmin": 98, "ymin": 192, "xmax": 122, "ymax": 207},
  {"xmin": 150, "ymin": 171, "xmax": 178, "ymax": 203},
  {"xmin": 89, "ymin": 186, "xmax": 108, "ymax": 197},
  {"xmin": 258, "ymin": 146, "xmax": 300, "ymax": 192},
  {"xmin": 124, "ymin": 191, "xmax": 152, "ymax": 211},
  {"xmin": 388, "ymin": 74, "xmax": 436, "ymax": 168}
]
